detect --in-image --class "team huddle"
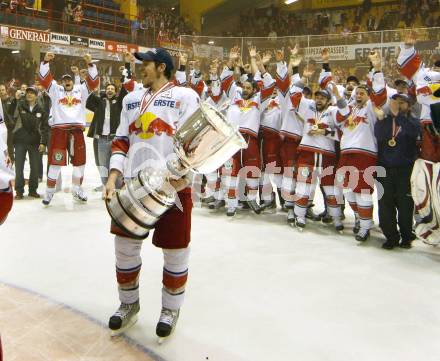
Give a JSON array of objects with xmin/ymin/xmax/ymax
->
[
  {"xmin": 1, "ymin": 30, "xmax": 440, "ymax": 342},
  {"xmin": 183, "ymin": 32, "xmax": 440, "ymax": 248}
]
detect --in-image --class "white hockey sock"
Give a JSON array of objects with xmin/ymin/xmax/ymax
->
[
  {"xmin": 115, "ymin": 235, "xmax": 143, "ymax": 304},
  {"xmin": 47, "ymin": 165, "xmax": 62, "ymax": 188},
  {"xmin": 72, "ymin": 165, "xmax": 85, "ymax": 187},
  {"xmin": 162, "ymin": 248, "xmax": 190, "ymax": 310},
  {"xmin": 356, "ymin": 192, "xmax": 374, "ymax": 231}
]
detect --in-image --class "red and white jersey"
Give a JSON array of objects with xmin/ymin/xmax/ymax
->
[
  {"xmin": 0, "ymin": 136, "xmax": 14, "ymax": 189},
  {"xmin": 39, "ymin": 61, "xmax": 99, "ymax": 128},
  {"xmin": 110, "ymin": 81, "xmax": 200, "ymax": 178},
  {"xmin": 275, "ymin": 62, "xmax": 304, "ymax": 140},
  {"xmin": 337, "ymin": 101, "xmax": 378, "ymax": 157},
  {"xmin": 397, "ymin": 44, "xmax": 440, "ymax": 123},
  {"xmin": 291, "ymin": 87, "xmax": 350, "ymax": 156},
  {"xmin": 221, "ymin": 67, "xmax": 275, "ymax": 137},
  {"xmin": 260, "ymin": 97, "xmax": 282, "ymax": 133},
  {"xmin": 205, "ymin": 92, "xmax": 229, "ymax": 115},
  {"xmin": 204, "ymin": 78, "xmax": 229, "ymax": 114}
]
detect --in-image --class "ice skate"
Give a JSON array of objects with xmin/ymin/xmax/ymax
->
[
  {"xmin": 226, "ymin": 206, "xmax": 236, "ymax": 217},
  {"xmin": 295, "ymin": 217, "xmax": 306, "ymax": 231},
  {"xmin": 334, "ymin": 218, "xmax": 344, "ymax": 234},
  {"xmin": 306, "ymin": 206, "xmax": 321, "ymax": 221},
  {"xmin": 42, "ymin": 189, "xmax": 55, "ymax": 206},
  {"xmin": 108, "ymin": 301, "xmax": 140, "ymax": 336},
  {"xmin": 208, "ymin": 199, "xmax": 225, "ymax": 210},
  {"xmin": 355, "ymin": 229, "xmax": 370, "ymax": 243},
  {"xmin": 287, "ymin": 209, "xmax": 296, "ymax": 226},
  {"xmin": 203, "ymin": 195, "xmax": 215, "ymax": 206},
  {"xmin": 72, "ymin": 187, "xmax": 88, "ymax": 203},
  {"xmin": 319, "ymin": 210, "xmax": 332, "ymax": 224},
  {"xmin": 261, "ymin": 193, "xmax": 277, "ymax": 211},
  {"xmin": 247, "ymin": 199, "xmax": 262, "ymax": 214},
  {"xmin": 352, "ymin": 218, "xmax": 360, "ymax": 234},
  {"xmin": 281, "ymin": 201, "xmax": 294, "ymax": 213},
  {"xmin": 156, "ymin": 307, "xmax": 179, "ymax": 344}
]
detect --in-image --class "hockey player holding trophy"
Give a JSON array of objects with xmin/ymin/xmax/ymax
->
[{"xmin": 105, "ymin": 48, "xmax": 246, "ymax": 343}]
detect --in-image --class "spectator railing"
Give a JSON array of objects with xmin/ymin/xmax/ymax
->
[
  {"xmin": 0, "ymin": 6, "xmax": 135, "ymax": 43},
  {"xmin": 179, "ymin": 27, "xmax": 440, "ymax": 86}
]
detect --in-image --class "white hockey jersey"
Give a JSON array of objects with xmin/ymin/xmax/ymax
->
[
  {"xmin": 275, "ymin": 62, "xmax": 303, "ymax": 140},
  {"xmin": 39, "ymin": 61, "xmax": 99, "ymax": 128},
  {"xmin": 110, "ymin": 81, "xmax": 200, "ymax": 178},
  {"xmin": 221, "ymin": 67, "xmax": 275, "ymax": 137},
  {"xmin": 292, "ymin": 86, "xmax": 350, "ymax": 156},
  {"xmin": 260, "ymin": 97, "xmax": 282, "ymax": 133},
  {"xmin": 337, "ymin": 101, "xmax": 378, "ymax": 157}
]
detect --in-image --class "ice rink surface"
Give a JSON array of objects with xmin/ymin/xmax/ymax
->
[{"xmin": 1, "ymin": 140, "xmax": 440, "ymax": 361}]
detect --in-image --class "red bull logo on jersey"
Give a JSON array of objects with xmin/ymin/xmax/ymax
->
[
  {"xmin": 129, "ymin": 111, "xmax": 175, "ymax": 140},
  {"xmin": 307, "ymin": 118, "xmax": 326, "ymax": 129},
  {"xmin": 58, "ymin": 95, "xmax": 81, "ymax": 107},
  {"xmin": 235, "ymin": 99, "xmax": 258, "ymax": 113}
]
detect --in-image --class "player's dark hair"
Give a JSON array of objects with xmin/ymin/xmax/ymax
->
[
  {"xmin": 155, "ymin": 61, "xmax": 172, "ymax": 80},
  {"xmin": 105, "ymin": 83, "xmax": 117, "ymax": 90}
]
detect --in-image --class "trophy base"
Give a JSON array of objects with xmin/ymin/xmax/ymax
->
[
  {"xmin": 106, "ymin": 169, "xmax": 178, "ymax": 239},
  {"xmin": 106, "ymin": 192, "xmax": 151, "ymax": 239}
]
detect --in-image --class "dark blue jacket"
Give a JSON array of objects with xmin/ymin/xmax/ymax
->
[{"xmin": 374, "ymin": 112, "xmax": 420, "ymax": 168}]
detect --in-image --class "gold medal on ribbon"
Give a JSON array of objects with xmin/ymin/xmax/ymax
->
[
  {"xmin": 347, "ymin": 114, "xmax": 355, "ymax": 130},
  {"xmin": 388, "ymin": 117, "xmax": 400, "ymax": 148}
]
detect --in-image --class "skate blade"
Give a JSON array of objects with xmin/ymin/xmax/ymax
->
[{"xmin": 109, "ymin": 314, "xmax": 138, "ymax": 337}]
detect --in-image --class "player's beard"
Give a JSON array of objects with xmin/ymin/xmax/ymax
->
[
  {"xmin": 143, "ymin": 71, "xmax": 160, "ymax": 89},
  {"xmin": 242, "ymin": 91, "xmax": 253, "ymax": 100},
  {"xmin": 315, "ymin": 102, "xmax": 326, "ymax": 111}
]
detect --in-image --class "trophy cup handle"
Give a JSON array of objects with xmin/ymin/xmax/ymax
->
[{"xmin": 167, "ymin": 159, "xmax": 188, "ymax": 179}]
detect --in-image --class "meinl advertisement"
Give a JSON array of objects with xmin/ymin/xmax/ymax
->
[
  {"xmin": 88, "ymin": 38, "xmax": 106, "ymax": 50},
  {"xmin": 51, "ymin": 32, "xmax": 70, "ymax": 45}
]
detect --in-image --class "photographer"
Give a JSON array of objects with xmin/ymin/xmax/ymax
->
[{"xmin": 12, "ymin": 86, "xmax": 49, "ymax": 199}]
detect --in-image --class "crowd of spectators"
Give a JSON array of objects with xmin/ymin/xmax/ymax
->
[
  {"xmin": 0, "ymin": 50, "xmax": 37, "ymax": 86},
  {"xmin": 135, "ymin": 6, "xmax": 195, "ymax": 44},
  {"xmin": 235, "ymin": 0, "xmax": 440, "ymax": 38},
  {"xmin": 0, "ymin": 0, "xmax": 35, "ymax": 13},
  {"xmin": 62, "ymin": 0, "xmax": 83, "ymax": 24}
]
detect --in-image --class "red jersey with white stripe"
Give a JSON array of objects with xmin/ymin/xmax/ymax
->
[
  {"xmin": 110, "ymin": 82, "xmax": 200, "ymax": 178},
  {"xmin": 221, "ymin": 67, "xmax": 275, "ymax": 137},
  {"xmin": 39, "ymin": 61, "xmax": 99, "ymax": 128}
]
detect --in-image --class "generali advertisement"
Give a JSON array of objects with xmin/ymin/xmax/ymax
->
[{"xmin": 0, "ymin": 25, "xmax": 138, "ymax": 56}]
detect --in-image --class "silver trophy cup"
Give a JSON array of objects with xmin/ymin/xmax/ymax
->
[{"xmin": 106, "ymin": 102, "xmax": 247, "ymax": 238}]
